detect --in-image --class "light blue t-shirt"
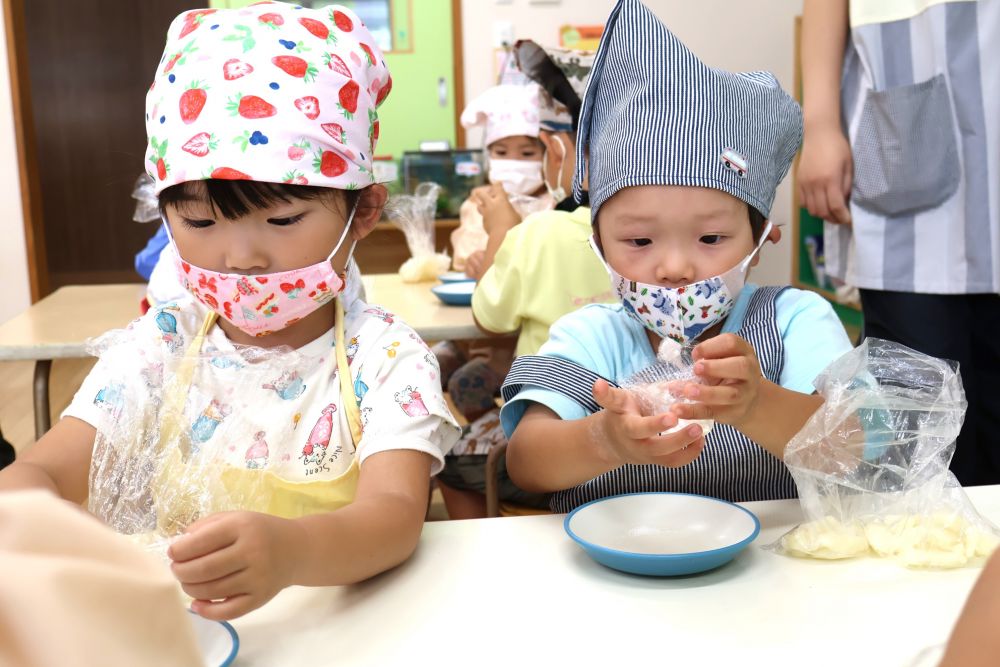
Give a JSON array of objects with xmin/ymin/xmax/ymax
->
[{"xmin": 500, "ymin": 285, "xmax": 853, "ymax": 436}]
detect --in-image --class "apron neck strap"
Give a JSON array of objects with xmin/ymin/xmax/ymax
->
[{"xmin": 335, "ymin": 299, "xmax": 363, "ymax": 448}]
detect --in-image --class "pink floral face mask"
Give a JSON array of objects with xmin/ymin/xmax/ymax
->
[{"xmin": 166, "ymin": 204, "xmax": 357, "ymax": 337}]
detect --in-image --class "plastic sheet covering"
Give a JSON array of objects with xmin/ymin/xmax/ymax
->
[
  {"xmin": 85, "ymin": 322, "xmax": 328, "ymax": 556},
  {"xmin": 770, "ymin": 338, "xmax": 999, "ymax": 568},
  {"xmin": 385, "ymin": 182, "xmax": 451, "ymax": 282},
  {"xmin": 132, "ymin": 173, "xmax": 160, "ymax": 223},
  {"xmin": 620, "ymin": 338, "xmax": 715, "ymax": 436}
]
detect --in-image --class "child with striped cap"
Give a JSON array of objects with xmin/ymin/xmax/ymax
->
[{"xmin": 499, "ymin": 0, "xmax": 853, "ymax": 512}]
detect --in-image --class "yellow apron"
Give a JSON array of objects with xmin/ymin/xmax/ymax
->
[{"xmin": 153, "ymin": 299, "xmax": 362, "ymax": 535}]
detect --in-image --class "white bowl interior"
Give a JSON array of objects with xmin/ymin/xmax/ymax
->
[
  {"xmin": 439, "ymin": 271, "xmax": 473, "ymax": 282},
  {"xmin": 569, "ymin": 494, "xmax": 757, "ymax": 555},
  {"xmin": 188, "ymin": 613, "xmax": 236, "ymax": 667},
  {"xmin": 433, "ymin": 282, "xmax": 475, "ymax": 296}
]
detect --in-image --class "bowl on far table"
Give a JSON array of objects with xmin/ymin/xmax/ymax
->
[{"xmin": 431, "ymin": 281, "xmax": 475, "ymax": 306}]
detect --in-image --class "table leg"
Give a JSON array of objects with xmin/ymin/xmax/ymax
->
[{"xmin": 33, "ymin": 359, "xmax": 52, "ymax": 440}]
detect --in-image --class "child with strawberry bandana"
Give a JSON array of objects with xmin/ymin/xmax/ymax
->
[{"xmin": 0, "ymin": 2, "xmax": 458, "ymax": 621}]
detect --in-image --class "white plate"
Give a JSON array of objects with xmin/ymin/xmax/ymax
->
[
  {"xmin": 564, "ymin": 492, "xmax": 760, "ymax": 576},
  {"xmin": 438, "ymin": 271, "xmax": 475, "ymax": 283},
  {"xmin": 188, "ymin": 611, "xmax": 239, "ymax": 667}
]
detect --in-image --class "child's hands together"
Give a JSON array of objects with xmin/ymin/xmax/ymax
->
[
  {"xmin": 472, "ymin": 184, "xmax": 520, "ymax": 234},
  {"xmin": 169, "ymin": 511, "xmax": 304, "ymax": 621},
  {"xmin": 670, "ymin": 334, "xmax": 762, "ymax": 430},
  {"xmin": 592, "ymin": 379, "xmax": 705, "ymax": 468}
]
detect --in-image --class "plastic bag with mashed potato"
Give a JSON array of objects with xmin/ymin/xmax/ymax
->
[{"xmin": 769, "ymin": 338, "xmax": 999, "ymax": 568}]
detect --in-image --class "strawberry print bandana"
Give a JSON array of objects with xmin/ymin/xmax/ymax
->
[{"xmin": 145, "ymin": 2, "xmax": 391, "ymax": 194}]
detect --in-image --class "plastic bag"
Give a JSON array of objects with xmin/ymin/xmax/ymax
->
[
  {"xmin": 770, "ymin": 338, "xmax": 999, "ymax": 568},
  {"xmin": 85, "ymin": 323, "xmax": 328, "ymax": 556},
  {"xmin": 508, "ymin": 192, "xmax": 553, "ymax": 218},
  {"xmin": 620, "ymin": 338, "xmax": 715, "ymax": 436},
  {"xmin": 132, "ymin": 173, "xmax": 160, "ymax": 223},
  {"xmin": 385, "ymin": 181, "xmax": 451, "ymax": 282}
]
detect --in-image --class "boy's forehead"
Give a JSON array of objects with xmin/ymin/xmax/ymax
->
[{"xmin": 602, "ymin": 185, "xmax": 747, "ymax": 221}]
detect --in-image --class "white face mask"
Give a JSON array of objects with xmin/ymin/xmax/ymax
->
[
  {"xmin": 590, "ymin": 222, "xmax": 772, "ymax": 344},
  {"xmin": 488, "ymin": 159, "xmax": 545, "ymax": 196},
  {"xmin": 542, "ymin": 135, "xmax": 568, "ymax": 202}
]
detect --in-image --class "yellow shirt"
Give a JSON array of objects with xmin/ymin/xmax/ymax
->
[{"xmin": 472, "ymin": 206, "xmax": 615, "ymax": 357}]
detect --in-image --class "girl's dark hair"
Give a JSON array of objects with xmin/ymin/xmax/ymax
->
[
  {"xmin": 749, "ymin": 204, "xmax": 767, "ymax": 243},
  {"xmin": 158, "ymin": 179, "xmax": 364, "ymax": 221}
]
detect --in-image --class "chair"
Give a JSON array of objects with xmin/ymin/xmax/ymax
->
[{"xmin": 483, "ymin": 441, "xmax": 551, "ymax": 518}]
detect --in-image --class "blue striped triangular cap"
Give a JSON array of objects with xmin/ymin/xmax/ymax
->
[{"xmin": 574, "ymin": 0, "xmax": 802, "ymax": 219}]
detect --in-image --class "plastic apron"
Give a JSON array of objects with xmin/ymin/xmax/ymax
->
[{"xmin": 152, "ymin": 299, "xmax": 362, "ymax": 535}]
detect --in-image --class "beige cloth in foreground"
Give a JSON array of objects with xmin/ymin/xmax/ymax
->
[{"xmin": 0, "ymin": 491, "xmax": 203, "ymax": 667}]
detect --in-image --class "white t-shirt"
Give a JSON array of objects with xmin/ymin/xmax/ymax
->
[{"xmin": 64, "ymin": 297, "xmax": 460, "ymax": 481}]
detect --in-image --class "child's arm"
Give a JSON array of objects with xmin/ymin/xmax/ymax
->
[
  {"xmin": 506, "ymin": 382, "xmax": 705, "ymax": 493},
  {"xmin": 470, "ymin": 219, "xmax": 525, "ymax": 337},
  {"xmin": 168, "ymin": 449, "xmax": 434, "ymax": 621},
  {"xmin": 670, "ymin": 334, "xmax": 824, "ymax": 458},
  {"xmin": 938, "ymin": 550, "xmax": 1000, "ymax": 667},
  {"xmin": 798, "ymin": 0, "xmax": 853, "ymax": 225},
  {"xmin": 0, "ymin": 417, "xmax": 95, "ymax": 502},
  {"xmin": 474, "ymin": 183, "xmax": 521, "ymax": 279}
]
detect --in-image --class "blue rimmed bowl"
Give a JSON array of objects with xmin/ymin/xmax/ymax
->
[
  {"xmin": 188, "ymin": 611, "xmax": 239, "ymax": 666},
  {"xmin": 438, "ymin": 271, "xmax": 476, "ymax": 284},
  {"xmin": 564, "ymin": 492, "xmax": 760, "ymax": 576},
  {"xmin": 431, "ymin": 281, "xmax": 474, "ymax": 306}
]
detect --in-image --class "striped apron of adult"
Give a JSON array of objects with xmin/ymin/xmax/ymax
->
[{"xmin": 502, "ymin": 286, "xmax": 798, "ymax": 513}]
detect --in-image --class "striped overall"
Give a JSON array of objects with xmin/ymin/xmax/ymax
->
[{"xmin": 502, "ymin": 286, "xmax": 798, "ymax": 513}]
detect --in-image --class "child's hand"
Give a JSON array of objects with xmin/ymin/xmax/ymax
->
[
  {"xmin": 671, "ymin": 334, "xmax": 762, "ymax": 429},
  {"xmin": 473, "ymin": 184, "xmax": 520, "ymax": 234},
  {"xmin": 168, "ymin": 511, "xmax": 304, "ymax": 621},
  {"xmin": 464, "ymin": 250, "xmax": 486, "ymax": 280},
  {"xmin": 592, "ymin": 379, "xmax": 705, "ymax": 468}
]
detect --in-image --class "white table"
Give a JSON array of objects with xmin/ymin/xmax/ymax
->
[
  {"xmin": 0, "ymin": 284, "xmax": 147, "ymax": 439},
  {"xmin": 361, "ymin": 273, "xmax": 485, "ymax": 342},
  {"xmin": 0, "ymin": 278, "xmax": 485, "ymax": 440},
  {"xmin": 231, "ymin": 486, "xmax": 1000, "ymax": 666}
]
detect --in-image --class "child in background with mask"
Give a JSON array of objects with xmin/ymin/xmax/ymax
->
[
  {"xmin": 500, "ymin": 0, "xmax": 853, "ymax": 512},
  {"xmin": 430, "ymin": 80, "xmax": 554, "ymax": 475},
  {"xmin": 436, "ymin": 43, "xmax": 615, "ymax": 519},
  {"xmin": 0, "ymin": 3, "xmax": 459, "ymax": 620},
  {"xmin": 451, "ymin": 82, "xmax": 554, "ymax": 277}
]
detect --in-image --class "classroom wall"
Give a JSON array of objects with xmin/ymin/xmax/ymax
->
[
  {"xmin": 459, "ymin": 0, "xmax": 801, "ymax": 287},
  {"xmin": 0, "ymin": 8, "xmax": 31, "ymax": 325}
]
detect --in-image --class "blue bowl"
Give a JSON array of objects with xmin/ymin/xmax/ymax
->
[
  {"xmin": 431, "ymin": 282, "xmax": 474, "ymax": 306},
  {"xmin": 188, "ymin": 611, "xmax": 239, "ymax": 667},
  {"xmin": 438, "ymin": 271, "xmax": 476, "ymax": 284},
  {"xmin": 564, "ymin": 492, "xmax": 760, "ymax": 576}
]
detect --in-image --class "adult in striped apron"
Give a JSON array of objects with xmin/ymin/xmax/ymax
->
[{"xmin": 799, "ymin": 0, "xmax": 1000, "ymax": 485}]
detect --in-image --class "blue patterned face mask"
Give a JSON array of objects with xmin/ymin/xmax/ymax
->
[{"xmin": 590, "ymin": 222, "xmax": 771, "ymax": 344}]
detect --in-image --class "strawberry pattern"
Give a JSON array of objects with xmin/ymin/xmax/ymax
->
[
  {"xmin": 177, "ymin": 258, "xmax": 347, "ymax": 337},
  {"xmin": 145, "ymin": 2, "xmax": 390, "ymax": 195}
]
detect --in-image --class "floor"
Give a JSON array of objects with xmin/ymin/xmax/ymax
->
[{"xmin": 0, "ymin": 358, "xmax": 453, "ymax": 520}]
